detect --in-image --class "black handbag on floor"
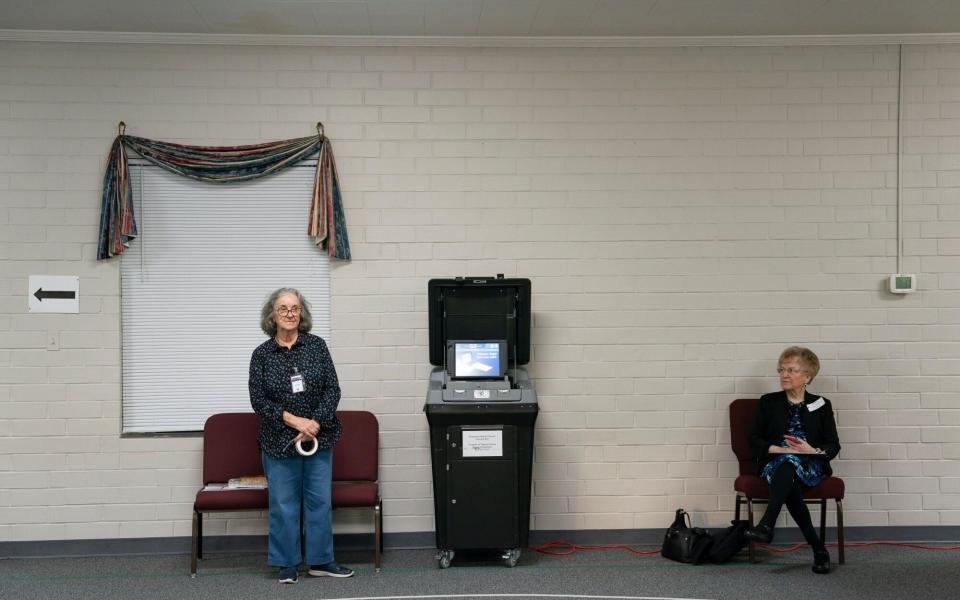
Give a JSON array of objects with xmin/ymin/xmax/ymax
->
[
  {"xmin": 661, "ymin": 508, "xmax": 713, "ymax": 564},
  {"xmin": 706, "ymin": 519, "xmax": 749, "ymax": 564}
]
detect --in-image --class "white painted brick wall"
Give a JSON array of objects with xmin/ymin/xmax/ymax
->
[{"xmin": 1, "ymin": 41, "xmax": 959, "ymax": 543}]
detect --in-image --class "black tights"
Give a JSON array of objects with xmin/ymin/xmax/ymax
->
[{"xmin": 759, "ymin": 462, "xmax": 825, "ymax": 552}]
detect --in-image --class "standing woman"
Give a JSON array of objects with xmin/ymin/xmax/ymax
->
[
  {"xmin": 249, "ymin": 287, "xmax": 354, "ymax": 584},
  {"xmin": 746, "ymin": 346, "xmax": 840, "ymax": 574}
]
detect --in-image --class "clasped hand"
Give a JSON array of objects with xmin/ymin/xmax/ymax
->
[
  {"xmin": 784, "ymin": 434, "xmax": 815, "ymax": 454},
  {"xmin": 290, "ymin": 415, "xmax": 320, "ymax": 443}
]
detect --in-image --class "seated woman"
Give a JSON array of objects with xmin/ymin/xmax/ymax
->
[{"xmin": 745, "ymin": 346, "xmax": 840, "ymax": 574}]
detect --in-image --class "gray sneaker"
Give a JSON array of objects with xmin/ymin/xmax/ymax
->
[{"xmin": 308, "ymin": 561, "xmax": 354, "ymax": 578}]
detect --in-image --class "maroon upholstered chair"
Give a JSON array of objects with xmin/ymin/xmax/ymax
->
[
  {"xmin": 191, "ymin": 410, "xmax": 383, "ymax": 576},
  {"xmin": 191, "ymin": 413, "xmax": 267, "ymax": 576},
  {"xmin": 332, "ymin": 411, "xmax": 382, "ymax": 571},
  {"xmin": 730, "ymin": 398, "xmax": 845, "ymax": 563}
]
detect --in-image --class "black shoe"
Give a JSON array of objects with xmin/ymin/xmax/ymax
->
[
  {"xmin": 812, "ymin": 550, "xmax": 831, "ymax": 574},
  {"xmin": 743, "ymin": 523, "xmax": 773, "ymax": 544},
  {"xmin": 308, "ymin": 561, "xmax": 354, "ymax": 578},
  {"xmin": 278, "ymin": 566, "xmax": 299, "ymax": 584}
]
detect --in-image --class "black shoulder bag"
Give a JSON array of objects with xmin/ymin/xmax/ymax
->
[
  {"xmin": 661, "ymin": 508, "xmax": 713, "ymax": 564},
  {"xmin": 706, "ymin": 519, "xmax": 749, "ymax": 564}
]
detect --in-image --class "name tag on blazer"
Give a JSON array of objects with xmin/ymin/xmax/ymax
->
[{"xmin": 807, "ymin": 397, "xmax": 826, "ymax": 412}]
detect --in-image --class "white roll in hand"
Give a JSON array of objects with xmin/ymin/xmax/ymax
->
[{"xmin": 296, "ymin": 436, "xmax": 318, "ymax": 456}]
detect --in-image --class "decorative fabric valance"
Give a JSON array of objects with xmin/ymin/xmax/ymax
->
[{"xmin": 97, "ymin": 125, "xmax": 350, "ymax": 261}]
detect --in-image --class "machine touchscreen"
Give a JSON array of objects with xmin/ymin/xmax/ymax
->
[{"xmin": 447, "ymin": 340, "xmax": 506, "ymax": 379}]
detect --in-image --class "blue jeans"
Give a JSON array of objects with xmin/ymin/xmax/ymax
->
[{"xmin": 261, "ymin": 448, "xmax": 334, "ymax": 568}]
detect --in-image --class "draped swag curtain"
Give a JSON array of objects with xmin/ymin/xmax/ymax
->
[{"xmin": 97, "ymin": 131, "xmax": 350, "ymax": 261}]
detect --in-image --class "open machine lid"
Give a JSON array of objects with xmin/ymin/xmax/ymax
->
[{"xmin": 428, "ymin": 276, "xmax": 531, "ymax": 367}]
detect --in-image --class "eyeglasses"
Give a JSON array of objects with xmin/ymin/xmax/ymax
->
[
  {"xmin": 276, "ymin": 306, "xmax": 301, "ymax": 317},
  {"xmin": 777, "ymin": 367, "xmax": 806, "ymax": 376}
]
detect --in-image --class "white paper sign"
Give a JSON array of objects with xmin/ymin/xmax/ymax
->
[
  {"xmin": 28, "ymin": 275, "xmax": 79, "ymax": 313},
  {"xmin": 461, "ymin": 430, "xmax": 503, "ymax": 457}
]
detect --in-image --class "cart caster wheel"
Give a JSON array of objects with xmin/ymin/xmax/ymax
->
[
  {"xmin": 437, "ymin": 550, "xmax": 454, "ymax": 569},
  {"xmin": 503, "ymin": 548, "xmax": 521, "ymax": 567}
]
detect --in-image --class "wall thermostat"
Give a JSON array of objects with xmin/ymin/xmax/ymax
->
[{"xmin": 889, "ymin": 274, "xmax": 916, "ymax": 294}]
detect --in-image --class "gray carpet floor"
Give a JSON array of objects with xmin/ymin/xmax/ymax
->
[{"xmin": 1, "ymin": 545, "xmax": 957, "ymax": 600}]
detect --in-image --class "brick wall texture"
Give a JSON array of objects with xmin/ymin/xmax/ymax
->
[{"xmin": 1, "ymin": 41, "xmax": 959, "ymax": 542}]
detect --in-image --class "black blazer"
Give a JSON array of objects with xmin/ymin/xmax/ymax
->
[{"xmin": 748, "ymin": 390, "xmax": 841, "ymax": 477}]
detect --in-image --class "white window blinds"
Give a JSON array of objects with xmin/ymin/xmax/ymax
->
[{"xmin": 121, "ymin": 160, "xmax": 331, "ymax": 433}]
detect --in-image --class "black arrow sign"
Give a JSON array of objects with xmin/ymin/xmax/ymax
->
[{"xmin": 34, "ymin": 288, "xmax": 76, "ymax": 302}]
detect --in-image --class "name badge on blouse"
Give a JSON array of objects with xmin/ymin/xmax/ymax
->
[
  {"xmin": 291, "ymin": 374, "xmax": 305, "ymax": 394},
  {"xmin": 807, "ymin": 397, "xmax": 825, "ymax": 412}
]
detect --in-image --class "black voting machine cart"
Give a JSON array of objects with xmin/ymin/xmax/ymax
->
[{"xmin": 423, "ymin": 276, "xmax": 539, "ymax": 569}]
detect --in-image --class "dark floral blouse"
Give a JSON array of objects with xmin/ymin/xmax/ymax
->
[
  {"xmin": 761, "ymin": 402, "xmax": 826, "ymax": 487},
  {"xmin": 249, "ymin": 332, "xmax": 342, "ymax": 459}
]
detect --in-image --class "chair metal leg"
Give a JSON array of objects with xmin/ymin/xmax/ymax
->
[
  {"xmin": 374, "ymin": 498, "xmax": 383, "ymax": 572},
  {"xmin": 746, "ymin": 497, "xmax": 756, "ymax": 563},
  {"xmin": 836, "ymin": 498, "xmax": 845, "ymax": 564},
  {"xmin": 191, "ymin": 510, "xmax": 200, "ymax": 577},
  {"xmin": 819, "ymin": 498, "xmax": 827, "ymax": 545},
  {"xmin": 734, "ymin": 495, "xmax": 741, "ymax": 521}
]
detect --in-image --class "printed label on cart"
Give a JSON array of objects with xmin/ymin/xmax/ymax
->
[
  {"xmin": 473, "ymin": 389, "xmax": 491, "ymax": 399},
  {"xmin": 461, "ymin": 430, "xmax": 503, "ymax": 457}
]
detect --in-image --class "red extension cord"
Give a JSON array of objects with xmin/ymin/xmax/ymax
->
[{"xmin": 530, "ymin": 539, "xmax": 960, "ymax": 557}]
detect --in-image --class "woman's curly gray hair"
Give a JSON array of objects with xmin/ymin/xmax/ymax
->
[{"xmin": 260, "ymin": 287, "xmax": 313, "ymax": 337}]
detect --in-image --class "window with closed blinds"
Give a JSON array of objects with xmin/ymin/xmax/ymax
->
[{"xmin": 121, "ymin": 159, "xmax": 330, "ymax": 433}]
